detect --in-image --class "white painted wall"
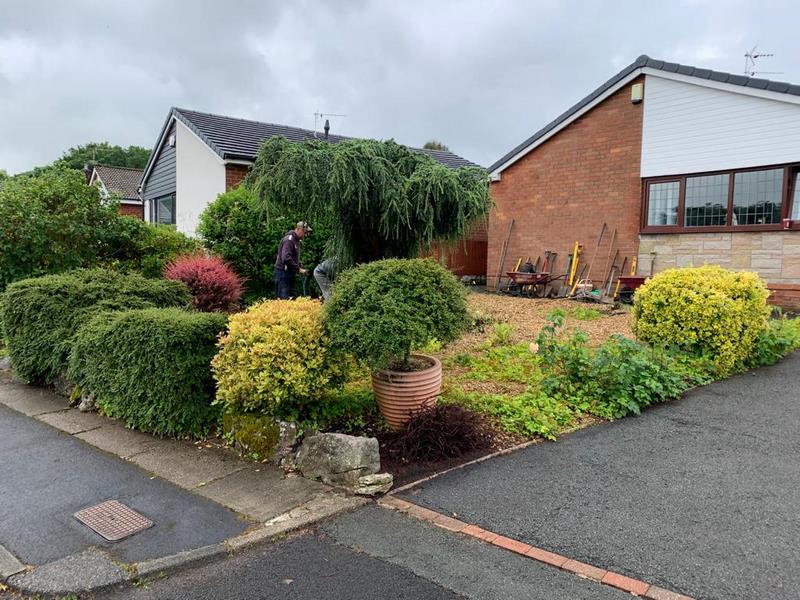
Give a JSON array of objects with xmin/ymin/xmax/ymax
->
[
  {"xmin": 175, "ymin": 120, "xmax": 226, "ymax": 236},
  {"xmin": 641, "ymin": 74, "xmax": 800, "ymax": 177}
]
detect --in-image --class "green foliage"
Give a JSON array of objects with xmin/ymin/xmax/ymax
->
[
  {"xmin": 248, "ymin": 136, "xmax": 491, "ymax": 269},
  {"xmin": 0, "ymin": 167, "xmax": 195, "ymax": 288},
  {"xmin": 422, "ymin": 140, "xmax": 450, "ymax": 151},
  {"xmin": 325, "ymin": 259, "xmax": 470, "ymax": 370},
  {"xmin": 56, "ymin": 142, "xmax": 151, "ymax": 170},
  {"xmin": 536, "ymin": 312, "xmax": 689, "ymax": 419},
  {"xmin": 212, "ymin": 298, "xmax": 347, "ymax": 424},
  {"xmin": 569, "ymin": 306, "xmax": 602, "ymax": 321},
  {"xmin": 197, "ymin": 185, "xmax": 330, "ymax": 301},
  {"xmin": 0, "ymin": 167, "xmax": 125, "ymax": 288},
  {"xmin": 745, "ymin": 315, "xmax": 800, "ymax": 368},
  {"xmin": 68, "ymin": 308, "xmax": 227, "ymax": 438},
  {"xmin": 113, "ymin": 222, "xmax": 201, "ymax": 278},
  {"xmin": 0, "ymin": 269, "xmax": 190, "ymax": 384},
  {"xmin": 633, "ymin": 265, "xmax": 770, "ymax": 375},
  {"xmin": 445, "ymin": 387, "xmax": 574, "ymax": 440},
  {"xmin": 486, "ymin": 323, "xmax": 514, "ymax": 348}
]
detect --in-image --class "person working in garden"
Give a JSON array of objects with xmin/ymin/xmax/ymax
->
[
  {"xmin": 274, "ymin": 221, "xmax": 311, "ymax": 299},
  {"xmin": 313, "ymin": 258, "xmax": 337, "ymax": 302}
]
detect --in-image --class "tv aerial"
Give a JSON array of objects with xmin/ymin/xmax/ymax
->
[
  {"xmin": 743, "ymin": 46, "xmax": 782, "ymax": 77},
  {"xmin": 313, "ymin": 110, "xmax": 347, "ymax": 138}
]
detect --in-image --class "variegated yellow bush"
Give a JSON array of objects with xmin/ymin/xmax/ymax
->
[
  {"xmin": 632, "ymin": 265, "xmax": 770, "ymax": 375},
  {"xmin": 212, "ymin": 298, "xmax": 346, "ymax": 420}
]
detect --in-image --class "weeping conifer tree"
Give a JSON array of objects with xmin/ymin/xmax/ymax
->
[{"xmin": 247, "ymin": 137, "xmax": 491, "ymax": 269}]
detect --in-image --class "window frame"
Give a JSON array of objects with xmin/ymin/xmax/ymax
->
[
  {"xmin": 641, "ymin": 162, "xmax": 800, "ymax": 233},
  {"xmin": 154, "ymin": 194, "xmax": 176, "ymax": 226}
]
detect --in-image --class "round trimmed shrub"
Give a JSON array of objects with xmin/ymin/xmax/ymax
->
[
  {"xmin": 324, "ymin": 258, "xmax": 470, "ymax": 370},
  {"xmin": 212, "ymin": 298, "xmax": 346, "ymax": 421},
  {"xmin": 633, "ymin": 265, "xmax": 770, "ymax": 374},
  {"xmin": 165, "ymin": 254, "xmax": 245, "ymax": 312}
]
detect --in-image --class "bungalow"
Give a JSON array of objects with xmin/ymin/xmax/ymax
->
[
  {"xmin": 138, "ymin": 108, "xmax": 482, "ymax": 240},
  {"xmin": 488, "ymin": 55, "xmax": 800, "ymax": 308},
  {"xmin": 88, "ymin": 164, "xmax": 144, "ymax": 219}
]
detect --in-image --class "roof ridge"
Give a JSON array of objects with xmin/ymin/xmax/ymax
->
[
  {"xmin": 174, "ymin": 107, "xmax": 331, "ymax": 140},
  {"xmin": 94, "ymin": 164, "xmax": 144, "ymax": 171}
]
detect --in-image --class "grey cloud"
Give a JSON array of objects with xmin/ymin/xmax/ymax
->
[{"xmin": 1, "ymin": 0, "xmax": 798, "ymax": 173}]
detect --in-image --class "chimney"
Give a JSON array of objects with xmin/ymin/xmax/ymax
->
[{"xmin": 324, "ymin": 119, "xmax": 330, "ymax": 140}]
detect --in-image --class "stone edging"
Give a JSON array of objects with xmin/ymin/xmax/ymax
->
[{"xmin": 378, "ymin": 496, "xmax": 695, "ymax": 600}]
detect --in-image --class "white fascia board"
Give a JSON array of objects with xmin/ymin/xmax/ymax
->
[
  {"xmin": 223, "ymin": 159, "xmax": 254, "ymax": 166},
  {"xmin": 640, "ymin": 68, "xmax": 800, "ymax": 106},
  {"xmin": 490, "ymin": 69, "xmax": 644, "ymax": 176}
]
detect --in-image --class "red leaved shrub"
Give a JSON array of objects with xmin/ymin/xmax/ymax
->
[{"xmin": 164, "ymin": 254, "xmax": 245, "ymax": 313}]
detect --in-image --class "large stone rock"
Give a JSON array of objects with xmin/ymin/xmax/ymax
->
[
  {"xmin": 78, "ymin": 391, "xmax": 96, "ymax": 413},
  {"xmin": 0, "ymin": 356, "xmax": 11, "ymax": 371},
  {"xmin": 295, "ymin": 433, "xmax": 380, "ymax": 488}
]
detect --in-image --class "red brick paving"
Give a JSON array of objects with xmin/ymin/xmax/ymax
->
[{"xmin": 381, "ymin": 495, "xmax": 696, "ymax": 599}]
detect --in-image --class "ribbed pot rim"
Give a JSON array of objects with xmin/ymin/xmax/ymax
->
[{"xmin": 373, "ymin": 353, "xmax": 442, "ymax": 381}]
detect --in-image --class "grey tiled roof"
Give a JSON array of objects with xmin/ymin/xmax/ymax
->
[
  {"xmin": 172, "ymin": 108, "xmax": 480, "ymax": 169},
  {"xmin": 92, "ymin": 165, "xmax": 143, "ymax": 201},
  {"xmin": 489, "ymin": 55, "xmax": 800, "ymax": 173}
]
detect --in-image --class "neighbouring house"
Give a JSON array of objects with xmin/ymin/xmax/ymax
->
[
  {"xmin": 138, "ymin": 108, "xmax": 485, "ymax": 267},
  {"xmin": 88, "ymin": 164, "xmax": 145, "ymax": 219},
  {"xmin": 488, "ymin": 55, "xmax": 800, "ymax": 308}
]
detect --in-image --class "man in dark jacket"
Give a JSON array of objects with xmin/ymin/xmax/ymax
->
[{"xmin": 274, "ymin": 221, "xmax": 311, "ymax": 299}]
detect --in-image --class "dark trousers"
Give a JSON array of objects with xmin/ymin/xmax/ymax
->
[{"xmin": 274, "ymin": 268, "xmax": 296, "ymax": 300}]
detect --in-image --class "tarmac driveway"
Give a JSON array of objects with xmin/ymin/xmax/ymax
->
[{"xmin": 401, "ymin": 352, "xmax": 800, "ymax": 600}]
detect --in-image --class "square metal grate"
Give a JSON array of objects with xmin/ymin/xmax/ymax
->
[{"xmin": 74, "ymin": 500, "xmax": 153, "ymax": 542}]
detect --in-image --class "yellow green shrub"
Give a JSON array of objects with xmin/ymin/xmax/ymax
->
[
  {"xmin": 632, "ymin": 265, "xmax": 770, "ymax": 375},
  {"xmin": 212, "ymin": 298, "xmax": 346, "ymax": 421}
]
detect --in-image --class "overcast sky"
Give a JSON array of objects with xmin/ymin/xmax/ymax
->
[{"xmin": 1, "ymin": 0, "xmax": 798, "ymax": 173}]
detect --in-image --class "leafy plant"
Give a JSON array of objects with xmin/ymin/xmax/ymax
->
[
  {"xmin": 68, "ymin": 308, "xmax": 226, "ymax": 437},
  {"xmin": 536, "ymin": 312, "xmax": 688, "ymax": 419},
  {"xmin": 165, "ymin": 254, "xmax": 245, "ymax": 312},
  {"xmin": 745, "ymin": 315, "xmax": 800, "ymax": 368},
  {"xmin": 212, "ymin": 298, "xmax": 347, "ymax": 424},
  {"xmin": 1, "ymin": 269, "xmax": 190, "ymax": 384},
  {"xmin": 325, "ymin": 258, "xmax": 470, "ymax": 370},
  {"xmin": 197, "ymin": 185, "xmax": 330, "ymax": 302},
  {"xmin": 384, "ymin": 404, "xmax": 494, "ymax": 462},
  {"xmin": 113, "ymin": 223, "xmax": 201, "ymax": 278},
  {"xmin": 569, "ymin": 306, "xmax": 602, "ymax": 321},
  {"xmin": 248, "ymin": 137, "xmax": 491, "ymax": 270},
  {"xmin": 633, "ymin": 265, "xmax": 770, "ymax": 375}
]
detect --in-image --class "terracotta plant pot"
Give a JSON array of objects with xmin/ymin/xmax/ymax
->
[{"xmin": 372, "ymin": 353, "xmax": 442, "ymax": 430}]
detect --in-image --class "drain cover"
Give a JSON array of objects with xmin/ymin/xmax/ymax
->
[{"xmin": 74, "ymin": 500, "xmax": 153, "ymax": 542}]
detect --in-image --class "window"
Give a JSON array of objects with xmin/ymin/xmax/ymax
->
[
  {"xmin": 732, "ymin": 169, "xmax": 783, "ymax": 225},
  {"xmin": 646, "ymin": 181, "xmax": 679, "ymax": 226},
  {"xmin": 685, "ymin": 174, "xmax": 728, "ymax": 227},
  {"xmin": 155, "ymin": 195, "xmax": 175, "ymax": 225},
  {"xmin": 643, "ymin": 164, "xmax": 799, "ymax": 232}
]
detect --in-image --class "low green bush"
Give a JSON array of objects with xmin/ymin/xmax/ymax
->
[
  {"xmin": 68, "ymin": 308, "xmax": 227, "ymax": 437},
  {"xmin": 212, "ymin": 298, "xmax": 347, "ymax": 425},
  {"xmin": 0, "ymin": 269, "xmax": 190, "ymax": 384},
  {"xmin": 633, "ymin": 265, "xmax": 770, "ymax": 375},
  {"xmin": 537, "ymin": 312, "xmax": 688, "ymax": 419},
  {"xmin": 745, "ymin": 315, "xmax": 800, "ymax": 368},
  {"xmin": 325, "ymin": 258, "xmax": 469, "ymax": 370}
]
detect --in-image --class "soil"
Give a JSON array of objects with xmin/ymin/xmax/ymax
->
[{"xmin": 444, "ymin": 291, "xmax": 634, "ymax": 357}]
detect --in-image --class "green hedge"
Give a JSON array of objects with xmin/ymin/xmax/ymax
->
[
  {"xmin": 68, "ymin": 308, "xmax": 227, "ymax": 438},
  {"xmin": 0, "ymin": 269, "xmax": 190, "ymax": 384}
]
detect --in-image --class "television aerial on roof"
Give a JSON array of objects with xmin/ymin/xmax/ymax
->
[
  {"xmin": 313, "ymin": 110, "xmax": 347, "ymax": 139},
  {"xmin": 743, "ymin": 46, "xmax": 782, "ymax": 77}
]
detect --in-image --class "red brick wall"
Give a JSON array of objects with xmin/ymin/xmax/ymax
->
[
  {"xmin": 768, "ymin": 284, "xmax": 800, "ymax": 312},
  {"xmin": 119, "ymin": 203, "xmax": 144, "ymax": 220},
  {"xmin": 225, "ymin": 164, "xmax": 250, "ymax": 191},
  {"xmin": 487, "ymin": 77, "xmax": 645, "ymax": 289}
]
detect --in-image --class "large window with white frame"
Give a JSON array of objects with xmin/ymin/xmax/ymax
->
[{"xmin": 642, "ymin": 164, "xmax": 800, "ymax": 232}]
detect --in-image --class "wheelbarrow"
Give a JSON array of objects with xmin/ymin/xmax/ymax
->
[
  {"xmin": 506, "ymin": 271, "xmax": 561, "ymax": 298},
  {"xmin": 616, "ymin": 275, "xmax": 648, "ymax": 303}
]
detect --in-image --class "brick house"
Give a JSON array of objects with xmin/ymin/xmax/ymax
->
[
  {"xmin": 138, "ymin": 107, "xmax": 481, "ymax": 239},
  {"xmin": 488, "ymin": 55, "xmax": 800, "ymax": 307},
  {"xmin": 88, "ymin": 165, "xmax": 144, "ymax": 219}
]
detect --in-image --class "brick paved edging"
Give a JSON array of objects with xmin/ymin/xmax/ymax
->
[{"xmin": 378, "ymin": 496, "xmax": 695, "ymax": 600}]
